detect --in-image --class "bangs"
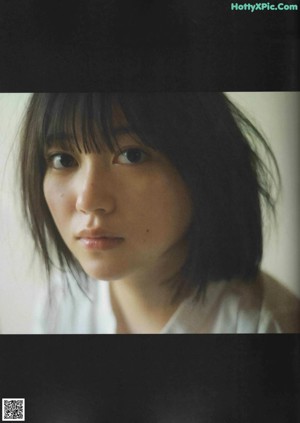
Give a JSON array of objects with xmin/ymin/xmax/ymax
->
[{"xmin": 43, "ymin": 93, "xmax": 121, "ymax": 154}]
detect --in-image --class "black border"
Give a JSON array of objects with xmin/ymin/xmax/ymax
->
[
  {"xmin": 0, "ymin": 335, "xmax": 299, "ymax": 422},
  {"xmin": 0, "ymin": 1, "xmax": 299, "ymax": 422},
  {"xmin": 0, "ymin": 0, "xmax": 299, "ymax": 91}
]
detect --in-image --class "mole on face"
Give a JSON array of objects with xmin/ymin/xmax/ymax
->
[{"xmin": 146, "ymin": 229, "xmax": 150, "ymax": 233}]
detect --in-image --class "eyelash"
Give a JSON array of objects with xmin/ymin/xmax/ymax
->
[
  {"xmin": 46, "ymin": 153, "xmax": 77, "ymax": 170},
  {"xmin": 114, "ymin": 147, "xmax": 148, "ymax": 165},
  {"xmin": 45, "ymin": 147, "xmax": 148, "ymax": 170}
]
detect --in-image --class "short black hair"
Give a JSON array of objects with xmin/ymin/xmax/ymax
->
[{"xmin": 19, "ymin": 93, "xmax": 280, "ymax": 299}]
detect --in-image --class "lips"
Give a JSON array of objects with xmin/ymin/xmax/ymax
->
[{"xmin": 76, "ymin": 229, "xmax": 124, "ymax": 251}]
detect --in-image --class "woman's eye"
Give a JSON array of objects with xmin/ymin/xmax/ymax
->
[
  {"xmin": 47, "ymin": 153, "xmax": 77, "ymax": 169},
  {"xmin": 116, "ymin": 148, "xmax": 148, "ymax": 165}
]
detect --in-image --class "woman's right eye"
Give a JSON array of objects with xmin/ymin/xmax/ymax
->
[{"xmin": 47, "ymin": 153, "xmax": 78, "ymax": 170}]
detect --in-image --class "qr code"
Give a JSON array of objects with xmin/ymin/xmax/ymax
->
[{"xmin": 2, "ymin": 399, "xmax": 25, "ymax": 421}]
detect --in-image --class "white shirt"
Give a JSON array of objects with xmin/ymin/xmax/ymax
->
[{"xmin": 34, "ymin": 276, "xmax": 281, "ymax": 334}]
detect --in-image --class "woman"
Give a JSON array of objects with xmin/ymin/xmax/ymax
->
[{"xmin": 19, "ymin": 93, "xmax": 296, "ymax": 333}]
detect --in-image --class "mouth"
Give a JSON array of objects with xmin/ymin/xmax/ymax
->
[{"xmin": 76, "ymin": 230, "xmax": 124, "ymax": 251}]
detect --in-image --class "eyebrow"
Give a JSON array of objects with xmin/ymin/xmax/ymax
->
[
  {"xmin": 111, "ymin": 125, "xmax": 135, "ymax": 137},
  {"xmin": 46, "ymin": 125, "xmax": 134, "ymax": 141},
  {"xmin": 45, "ymin": 126, "xmax": 139, "ymax": 154},
  {"xmin": 46, "ymin": 132, "xmax": 73, "ymax": 145}
]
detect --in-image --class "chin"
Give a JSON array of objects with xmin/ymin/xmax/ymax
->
[{"xmin": 81, "ymin": 263, "xmax": 127, "ymax": 282}]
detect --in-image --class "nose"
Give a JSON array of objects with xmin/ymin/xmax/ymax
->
[{"xmin": 75, "ymin": 163, "xmax": 116, "ymax": 215}]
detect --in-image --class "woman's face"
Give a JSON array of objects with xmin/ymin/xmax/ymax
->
[{"xmin": 43, "ymin": 109, "xmax": 193, "ymax": 283}]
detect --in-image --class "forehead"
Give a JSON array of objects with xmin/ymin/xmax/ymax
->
[
  {"xmin": 111, "ymin": 102, "xmax": 128, "ymax": 126},
  {"xmin": 46, "ymin": 96, "xmax": 128, "ymax": 130},
  {"xmin": 44, "ymin": 96, "xmax": 132, "ymax": 152}
]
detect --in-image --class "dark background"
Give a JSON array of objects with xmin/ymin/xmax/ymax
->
[
  {"xmin": 0, "ymin": 0, "xmax": 299, "ymax": 91},
  {"xmin": 0, "ymin": 1, "xmax": 299, "ymax": 421},
  {"xmin": 0, "ymin": 336, "xmax": 299, "ymax": 422}
]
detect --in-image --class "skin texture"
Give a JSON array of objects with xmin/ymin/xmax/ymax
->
[
  {"xmin": 44, "ymin": 138, "xmax": 192, "ymax": 284},
  {"xmin": 43, "ymin": 114, "xmax": 193, "ymax": 333}
]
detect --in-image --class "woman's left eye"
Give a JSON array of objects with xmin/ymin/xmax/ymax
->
[{"xmin": 116, "ymin": 148, "xmax": 148, "ymax": 165}]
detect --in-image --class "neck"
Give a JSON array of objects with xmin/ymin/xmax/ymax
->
[
  {"xmin": 110, "ymin": 235, "xmax": 190, "ymax": 333},
  {"xmin": 109, "ymin": 249, "xmax": 191, "ymax": 334},
  {"xmin": 109, "ymin": 277, "xmax": 185, "ymax": 334}
]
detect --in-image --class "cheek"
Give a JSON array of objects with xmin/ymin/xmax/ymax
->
[
  {"xmin": 158, "ymin": 189, "xmax": 192, "ymax": 236},
  {"xmin": 133, "ymin": 173, "xmax": 193, "ymax": 242},
  {"xmin": 43, "ymin": 178, "xmax": 71, "ymax": 228}
]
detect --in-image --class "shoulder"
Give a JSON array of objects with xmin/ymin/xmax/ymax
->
[
  {"xmin": 165, "ymin": 278, "xmax": 279, "ymax": 333},
  {"xmin": 209, "ymin": 273, "xmax": 300, "ymax": 333},
  {"xmin": 206, "ymin": 277, "xmax": 280, "ymax": 333},
  {"xmin": 258, "ymin": 272, "xmax": 300, "ymax": 333},
  {"xmin": 33, "ymin": 271, "xmax": 96, "ymax": 334},
  {"xmin": 173, "ymin": 275, "xmax": 293, "ymax": 333}
]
